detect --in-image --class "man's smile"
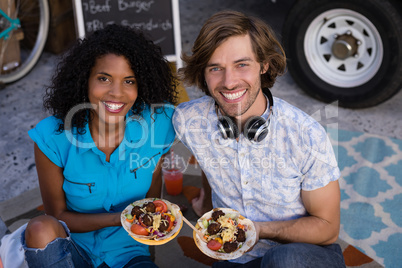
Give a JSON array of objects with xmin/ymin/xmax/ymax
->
[{"xmin": 221, "ymin": 89, "xmax": 247, "ymax": 101}]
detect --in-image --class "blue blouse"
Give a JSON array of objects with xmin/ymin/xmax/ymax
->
[{"xmin": 28, "ymin": 105, "xmax": 175, "ymax": 267}]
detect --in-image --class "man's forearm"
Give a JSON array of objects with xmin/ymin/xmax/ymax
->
[{"xmin": 255, "ymin": 215, "xmax": 339, "ymax": 245}]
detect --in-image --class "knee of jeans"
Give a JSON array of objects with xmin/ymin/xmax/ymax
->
[
  {"xmin": 327, "ymin": 243, "xmax": 343, "ymax": 255},
  {"xmin": 24, "ymin": 215, "xmax": 67, "ymax": 248},
  {"xmin": 25, "ymin": 246, "xmax": 74, "ymax": 267},
  {"xmin": 261, "ymin": 244, "xmax": 309, "ymax": 267}
]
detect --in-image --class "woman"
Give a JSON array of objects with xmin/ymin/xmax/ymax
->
[{"xmin": 23, "ymin": 24, "xmax": 178, "ymax": 267}]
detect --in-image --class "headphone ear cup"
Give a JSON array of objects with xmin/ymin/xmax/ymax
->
[
  {"xmin": 244, "ymin": 116, "xmax": 268, "ymax": 142},
  {"xmin": 218, "ymin": 116, "xmax": 239, "ymax": 139}
]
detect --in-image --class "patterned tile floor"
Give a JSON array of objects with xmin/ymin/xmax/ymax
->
[{"xmin": 329, "ymin": 128, "xmax": 402, "ymax": 267}]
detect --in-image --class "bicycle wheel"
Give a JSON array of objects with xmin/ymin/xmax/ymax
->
[{"xmin": 0, "ymin": 0, "xmax": 49, "ymax": 84}]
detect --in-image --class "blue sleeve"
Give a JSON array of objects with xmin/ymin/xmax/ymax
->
[
  {"xmin": 28, "ymin": 116, "xmax": 65, "ymax": 167},
  {"xmin": 172, "ymin": 102, "xmax": 189, "ymax": 149}
]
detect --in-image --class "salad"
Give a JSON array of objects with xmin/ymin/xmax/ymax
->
[
  {"xmin": 200, "ymin": 209, "xmax": 247, "ymax": 253},
  {"xmin": 121, "ymin": 198, "xmax": 183, "ymax": 245},
  {"xmin": 194, "ymin": 208, "xmax": 257, "ymax": 260}
]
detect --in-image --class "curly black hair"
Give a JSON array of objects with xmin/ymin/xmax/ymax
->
[{"xmin": 44, "ymin": 24, "xmax": 178, "ymax": 134}]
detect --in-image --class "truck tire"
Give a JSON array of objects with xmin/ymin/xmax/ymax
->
[{"xmin": 282, "ymin": 0, "xmax": 402, "ymax": 108}]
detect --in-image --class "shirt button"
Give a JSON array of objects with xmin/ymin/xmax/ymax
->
[{"xmin": 243, "ymin": 181, "xmax": 248, "ymax": 185}]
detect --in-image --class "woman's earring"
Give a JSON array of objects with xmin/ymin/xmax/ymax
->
[
  {"xmin": 137, "ymin": 97, "xmax": 146, "ymax": 110},
  {"xmin": 142, "ymin": 99, "xmax": 146, "ymax": 110}
]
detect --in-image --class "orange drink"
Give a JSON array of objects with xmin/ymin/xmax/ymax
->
[{"xmin": 163, "ymin": 168, "xmax": 183, "ymax": 196}]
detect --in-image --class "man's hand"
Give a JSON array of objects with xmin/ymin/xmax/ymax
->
[
  {"xmin": 253, "ymin": 221, "xmax": 261, "ymax": 244},
  {"xmin": 245, "ymin": 221, "xmax": 261, "ymax": 252}
]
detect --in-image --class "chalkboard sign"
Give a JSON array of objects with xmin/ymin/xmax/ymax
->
[{"xmin": 72, "ymin": 0, "xmax": 182, "ymax": 67}]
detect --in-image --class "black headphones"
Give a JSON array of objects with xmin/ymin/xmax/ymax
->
[{"xmin": 216, "ymin": 88, "xmax": 274, "ymax": 142}]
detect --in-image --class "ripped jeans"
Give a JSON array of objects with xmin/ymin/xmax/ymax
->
[
  {"xmin": 21, "ymin": 221, "xmax": 93, "ymax": 267},
  {"xmin": 21, "ymin": 221, "xmax": 158, "ymax": 268}
]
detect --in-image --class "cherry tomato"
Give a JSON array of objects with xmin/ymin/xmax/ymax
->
[
  {"xmin": 207, "ymin": 239, "xmax": 222, "ymax": 251},
  {"xmin": 153, "ymin": 200, "xmax": 168, "ymax": 213},
  {"xmin": 130, "ymin": 224, "xmax": 149, "ymax": 236}
]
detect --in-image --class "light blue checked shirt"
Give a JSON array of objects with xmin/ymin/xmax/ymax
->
[{"xmin": 173, "ymin": 95, "xmax": 340, "ymax": 263}]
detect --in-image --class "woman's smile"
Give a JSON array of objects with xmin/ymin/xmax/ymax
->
[{"xmin": 102, "ymin": 101, "xmax": 125, "ymax": 113}]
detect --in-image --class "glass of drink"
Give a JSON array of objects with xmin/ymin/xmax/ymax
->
[
  {"xmin": 162, "ymin": 168, "xmax": 183, "ymax": 196},
  {"xmin": 162, "ymin": 151, "xmax": 184, "ymax": 196}
]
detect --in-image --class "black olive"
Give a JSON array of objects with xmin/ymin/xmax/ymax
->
[
  {"xmin": 131, "ymin": 205, "xmax": 143, "ymax": 218},
  {"xmin": 141, "ymin": 214, "xmax": 153, "ymax": 227},
  {"xmin": 207, "ymin": 222, "xmax": 221, "ymax": 235},
  {"xmin": 143, "ymin": 202, "xmax": 156, "ymax": 213},
  {"xmin": 236, "ymin": 228, "xmax": 246, "ymax": 242},
  {"xmin": 223, "ymin": 241, "xmax": 238, "ymax": 253},
  {"xmin": 211, "ymin": 210, "xmax": 225, "ymax": 221}
]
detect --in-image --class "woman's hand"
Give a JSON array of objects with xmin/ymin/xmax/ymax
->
[
  {"xmin": 191, "ymin": 171, "xmax": 213, "ymax": 217},
  {"xmin": 114, "ymin": 212, "xmax": 122, "ymax": 226},
  {"xmin": 191, "ymin": 188, "xmax": 209, "ymax": 217}
]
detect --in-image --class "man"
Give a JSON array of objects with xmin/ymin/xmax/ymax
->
[{"xmin": 173, "ymin": 10, "xmax": 345, "ymax": 267}]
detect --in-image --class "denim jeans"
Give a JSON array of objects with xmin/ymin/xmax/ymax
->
[
  {"xmin": 21, "ymin": 221, "xmax": 93, "ymax": 268},
  {"xmin": 97, "ymin": 256, "xmax": 158, "ymax": 268},
  {"xmin": 21, "ymin": 221, "xmax": 157, "ymax": 268},
  {"xmin": 212, "ymin": 243, "xmax": 346, "ymax": 268}
]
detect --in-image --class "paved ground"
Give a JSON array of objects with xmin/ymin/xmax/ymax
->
[{"xmin": 1, "ymin": 0, "xmax": 401, "ymax": 241}]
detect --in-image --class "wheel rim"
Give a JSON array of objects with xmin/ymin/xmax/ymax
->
[
  {"xmin": 0, "ymin": 0, "xmax": 49, "ymax": 84},
  {"xmin": 304, "ymin": 8, "xmax": 383, "ymax": 88}
]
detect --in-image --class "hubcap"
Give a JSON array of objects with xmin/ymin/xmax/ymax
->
[
  {"xmin": 304, "ymin": 9, "xmax": 383, "ymax": 88},
  {"xmin": 332, "ymin": 31, "xmax": 359, "ymax": 59}
]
